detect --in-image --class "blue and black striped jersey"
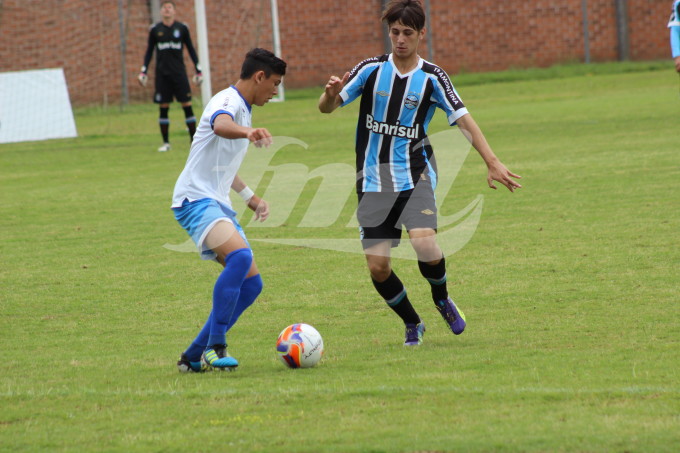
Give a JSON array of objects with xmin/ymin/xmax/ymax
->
[
  {"xmin": 340, "ymin": 54, "xmax": 468, "ymax": 193},
  {"xmin": 670, "ymin": 0, "xmax": 680, "ymax": 26},
  {"xmin": 669, "ymin": 1, "xmax": 680, "ymax": 57}
]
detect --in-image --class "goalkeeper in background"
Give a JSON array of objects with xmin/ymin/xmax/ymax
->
[
  {"xmin": 670, "ymin": 0, "xmax": 680, "ymax": 73},
  {"xmin": 138, "ymin": 0, "xmax": 202, "ymax": 152}
]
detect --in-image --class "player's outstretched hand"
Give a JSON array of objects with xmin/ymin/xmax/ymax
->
[
  {"xmin": 487, "ymin": 160, "xmax": 522, "ymax": 192},
  {"xmin": 137, "ymin": 73, "xmax": 148, "ymax": 87},
  {"xmin": 247, "ymin": 128, "xmax": 273, "ymax": 148},
  {"xmin": 193, "ymin": 72, "xmax": 203, "ymax": 85},
  {"xmin": 248, "ymin": 195, "xmax": 269, "ymax": 222},
  {"xmin": 325, "ymin": 72, "xmax": 350, "ymax": 98}
]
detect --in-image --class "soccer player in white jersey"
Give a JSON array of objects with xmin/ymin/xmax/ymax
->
[
  {"xmin": 669, "ymin": 1, "xmax": 680, "ymax": 72},
  {"xmin": 319, "ymin": 0, "xmax": 521, "ymax": 346},
  {"xmin": 173, "ymin": 48, "xmax": 286, "ymax": 372}
]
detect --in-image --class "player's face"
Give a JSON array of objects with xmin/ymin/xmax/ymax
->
[
  {"xmin": 388, "ymin": 21, "xmax": 425, "ymax": 60},
  {"xmin": 254, "ymin": 73, "xmax": 283, "ymax": 106},
  {"xmin": 160, "ymin": 2, "xmax": 176, "ymax": 21}
]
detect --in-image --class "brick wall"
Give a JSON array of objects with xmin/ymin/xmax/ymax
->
[
  {"xmin": 0, "ymin": 0, "xmax": 670, "ymax": 106},
  {"xmin": 629, "ymin": 0, "xmax": 672, "ymax": 60}
]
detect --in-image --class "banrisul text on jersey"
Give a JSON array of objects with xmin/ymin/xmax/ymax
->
[
  {"xmin": 340, "ymin": 54, "xmax": 468, "ymax": 193},
  {"xmin": 365, "ymin": 115, "xmax": 420, "ymax": 139}
]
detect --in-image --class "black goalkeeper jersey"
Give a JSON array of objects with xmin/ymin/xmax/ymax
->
[{"xmin": 142, "ymin": 21, "xmax": 200, "ymax": 76}]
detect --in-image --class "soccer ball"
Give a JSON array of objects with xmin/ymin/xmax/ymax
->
[{"xmin": 276, "ymin": 323, "xmax": 324, "ymax": 368}]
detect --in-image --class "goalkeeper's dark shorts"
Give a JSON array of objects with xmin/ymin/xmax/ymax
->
[
  {"xmin": 154, "ymin": 72, "xmax": 192, "ymax": 104},
  {"xmin": 357, "ymin": 182, "xmax": 438, "ymax": 250}
]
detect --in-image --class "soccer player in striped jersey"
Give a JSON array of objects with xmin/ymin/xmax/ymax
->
[
  {"xmin": 173, "ymin": 48, "xmax": 286, "ymax": 372},
  {"xmin": 669, "ymin": 1, "xmax": 680, "ymax": 72},
  {"xmin": 319, "ymin": 0, "xmax": 521, "ymax": 346}
]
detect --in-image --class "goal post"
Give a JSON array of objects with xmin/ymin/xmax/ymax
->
[
  {"xmin": 194, "ymin": 0, "xmax": 212, "ymax": 105},
  {"xmin": 270, "ymin": 0, "xmax": 285, "ymax": 102},
  {"xmin": 193, "ymin": 0, "xmax": 284, "ymax": 103}
]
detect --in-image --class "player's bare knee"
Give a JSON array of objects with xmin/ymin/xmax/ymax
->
[
  {"xmin": 367, "ymin": 260, "xmax": 391, "ymax": 282},
  {"xmin": 410, "ymin": 234, "xmax": 440, "ymax": 262}
]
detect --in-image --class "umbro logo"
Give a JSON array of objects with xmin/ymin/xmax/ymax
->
[{"xmin": 421, "ymin": 209, "xmax": 434, "ymax": 215}]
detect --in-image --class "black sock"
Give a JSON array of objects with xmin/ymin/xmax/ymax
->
[
  {"xmin": 183, "ymin": 106, "xmax": 196, "ymax": 140},
  {"xmin": 418, "ymin": 257, "xmax": 449, "ymax": 303},
  {"xmin": 372, "ymin": 271, "xmax": 420, "ymax": 325},
  {"xmin": 159, "ymin": 107, "xmax": 170, "ymax": 143}
]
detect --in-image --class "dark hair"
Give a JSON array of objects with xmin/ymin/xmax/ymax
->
[
  {"xmin": 381, "ymin": 0, "xmax": 425, "ymax": 31},
  {"xmin": 240, "ymin": 48, "xmax": 287, "ymax": 79},
  {"xmin": 160, "ymin": 1, "xmax": 176, "ymax": 7}
]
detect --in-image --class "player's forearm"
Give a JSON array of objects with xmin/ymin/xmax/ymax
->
[
  {"xmin": 186, "ymin": 44, "xmax": 200, "ymax": 70},
  {"xmin": 231, "ymin": 174, "xmax": 257, "ymax": 204},
  {"xmin": 318, "ymin": 92, "xmax": 340, "ymax": 114},
  {"xmin": 214, "ymin": 121, "xmax": 250, "ymax": 140},
  {"xmin": 456, "ymin": 114, "xmax": 499, "ymax": 167},
  {"xmin": 142, "ymin": 35, "xmax": 155, "ymax": 71},
  {"xmin": 141, "ymin": 53, "xmax": 153, "ymax": 73},
  {"xmin": 231, "ymin": 175, "xmax": 247, "ymax": 192},
  {"xmin": 184, "ymin": 32, "xmax": 200, "ymax": 68}
]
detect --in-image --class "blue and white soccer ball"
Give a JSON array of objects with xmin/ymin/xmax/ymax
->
[{"xmin": 276, "ymin": 323, "xmax": 324, "ymax": 368}]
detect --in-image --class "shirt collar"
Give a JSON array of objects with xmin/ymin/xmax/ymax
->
[{"xmin": 231, "ymin": 85, "xmax": 252, "ymax": 112}]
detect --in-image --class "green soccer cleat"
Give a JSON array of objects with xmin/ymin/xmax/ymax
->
[{"xmin": 201, "ymin": 345, "xmax": 238, "ymax": 371}]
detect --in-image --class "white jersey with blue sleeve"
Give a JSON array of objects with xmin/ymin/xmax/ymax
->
[{"xmin": 172, "ymin": 85, "xmax": 252, "ymax": 209}]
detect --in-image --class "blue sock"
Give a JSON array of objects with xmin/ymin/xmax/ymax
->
[
  {"xmin": 183, "ymin": 274, "xmax": 262, "ymax": 360},
  {"xmin": 183, "ymin": 250, "xmax": 256, "ymax": 359},
  {"xmin": 207, "ymin": 248, "xmax": 252, "ymax": 347},
  {"xmin": 183, "ymin": 313, "xmax": 212, "ymax": 362},
  {"xmin": 225, "ymin": 274, "xmax": 263, "ymax": 331}
]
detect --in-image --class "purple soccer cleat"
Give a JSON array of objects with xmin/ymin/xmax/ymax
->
[
  {"xmin": 404, "ymin": 322, "xmax": 426, "ymax": 346},
  {"xmin": 436, "ymin": 298, "xmax": 466, "ymax": 335}
]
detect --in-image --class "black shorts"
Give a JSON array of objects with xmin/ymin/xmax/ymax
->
[
  {"xmin": 357, "ymin": 183, "xmax": 437, "ymax": 249},
  {"xmin": 154, "ymin": 72, "xmax": 192, "ymax": 104}
]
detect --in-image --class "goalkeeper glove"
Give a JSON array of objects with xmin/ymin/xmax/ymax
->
[
  {"xmin": 138, "ymin": 65, "xmax": 148, "ymax": 87},
  {"xmin": 193, "ymin": 72, "xmax": 203, "ymax": 85}
]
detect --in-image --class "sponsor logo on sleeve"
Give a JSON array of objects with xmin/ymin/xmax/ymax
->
[{"xmin": 432, "ymin": 66, "xmax": 460, "ymax": 106}]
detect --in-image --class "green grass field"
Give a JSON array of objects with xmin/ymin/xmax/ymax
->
[{"xmin": 1, "ymin": 62, "xmax": 679, "ymax": 452}]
